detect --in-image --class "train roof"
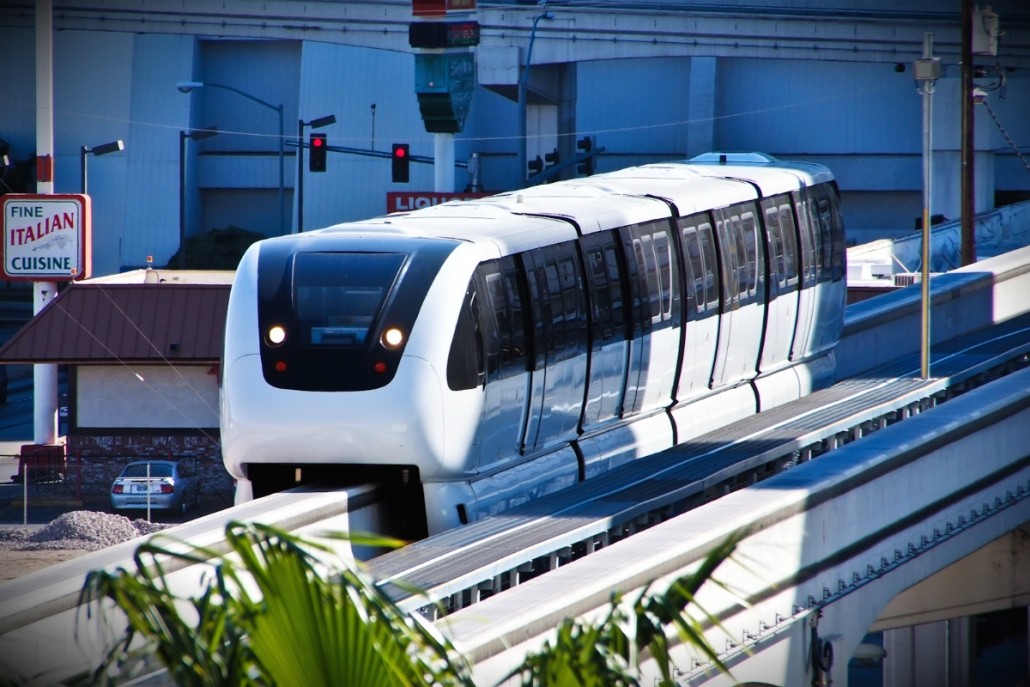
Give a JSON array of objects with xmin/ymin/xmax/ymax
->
[
  {"xmin": 684, "ymin": 153, "xmax": 836, "ymax": 194},
  {"xmin": 304, "ymin": 156, "xmax": 836, "ymax": 259},
  {"xmin": 338, "ymin": 204, "xmax": 577, "ymax": 259}
]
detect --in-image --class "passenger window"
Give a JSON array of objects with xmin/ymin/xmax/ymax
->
[
  {"xmin": 477, "ymin": 257, "xmax": 529, "ymax": 381},
  {"xmin": 525, "ymin": 242, "xmax": 587, "ymax": 365},
  {"xmin": 779, "ymin": 204, "xmax": 799, "ymax": 284},
  {"xmin": 582, "ymin": 233, "xmax": 628, "ymax": 344},
  {"xmin": 762, "ymin": 195, "xmax": 799, "ymax": 292},
  {"xmin": 697, "ymin": 222, "xmax": 719, "ymax": 310},
  {"xmin": 627, "ymin": 221, "xmax": 679, "ymax": 326},
  {"xmin": 446, "ymin": 280, "xmax": 484, "ymax": 391}
]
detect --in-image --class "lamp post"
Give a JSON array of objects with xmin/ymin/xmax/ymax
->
[
  {"xmin": 296, "ymin": 114, "xmax": 336, "ymax": 233},
  {"xmin": 176, "ymin": 81, "xmax": 285, "ymax": 235},
  {"xmin": 914, "ymin": 33, "xmax": 940, "ymax": 380},
  {"xmin": 79, "ymin": 139, "xmax": 124, "ymax": 194},
  {"xmin": 178, "ymin": 126, "xmax": 219, "ymax": 269},
  {"xmin": 517, "ymin": 11, "xmax": 553, "ymax": 185}
]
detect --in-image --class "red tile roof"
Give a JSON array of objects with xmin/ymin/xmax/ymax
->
[{"xmin": 0, "ymin": 281, "xmax": 230, "ymax": 364}]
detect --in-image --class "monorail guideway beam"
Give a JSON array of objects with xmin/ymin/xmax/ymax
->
[{"xmin": 440, "ymin": 366, "xmax": 1030, "ymax": 686}]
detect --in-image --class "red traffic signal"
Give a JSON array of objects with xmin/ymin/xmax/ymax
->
[
  {"xmin": 392, "ymin": 143, "xmax": 410, "ymax": 183},
  {"xmin": 309, "ymin": 133, "xmax": 327, "ymax": 172}
]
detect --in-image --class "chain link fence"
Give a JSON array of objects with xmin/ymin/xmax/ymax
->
[{"xmin": 0, "ymin": 451, "xmax": 235, "ymax": 525}]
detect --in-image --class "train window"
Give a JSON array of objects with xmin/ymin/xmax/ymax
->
[
  {"xmin": 447, "ymin": 280, "xmax": 484, "ymax": 391},
  {"xmin": 714, "ymin": 202, "xmax": 764, "ymax": 307},
  {"xmin": 581, "ymin": 232, "xmax": 628, "ymax": 344},
  {"xmin": 293, "ymin": 251, "xmax": 403, "ymax": 346},
  {"xmin": 524, "ymin": 242, "xmax": 587, "ymax": 365},
  {"xmin": 697, "ymin": 222, "xmax": 720, "ymax": 310},
  {"xmin": 654, "ymin": 231, "xmax": 673, "ymax": 317},
  {"xmin": 627, "ymin": 221, "xmax": 679, "ymax": 326},
  {"xmin": 825, "ymin": 183, "xmax": 847, "ymax": 281},
  {"xmin": 794, "ymin": 193, "xmax": 819, "ymax": 288},
  {"xmin": 678, "ymin": 212, "xmax": 718, "ymax": 319},
  {"xmin": 635, "ymin": 236, "xmax": 660, "ymax": 320},
  {"xmin": 483, "ymin": 271, "xmax": 506, "ymax": 377},
  {"xmin": 503, "ymin": 263, "xmax": 529, "ymax": 367},
  {"xmin": 761, "ymin": 195, "xmax": 799, "ymax": 293},
  {"xmin": 740, "ymin": 210, "xmax": 759, "ymax": 298},
  {"xmin": 580, "ymin": 232, "xmax": 626, "ymax": 344},
  {"xmin": 545, "ymin": 261, "xmax": 566, "ymax": 350},
  {"xmin": 779, "ymin": 204, "xmax": 799, "ymax": 286},
  {"xmin": 477, "ymin": 256, "xmax": 529, "ymax": 380},
  {"xmin": 803, "ymin": 183, "xmax": 844, "ymax": 285}
]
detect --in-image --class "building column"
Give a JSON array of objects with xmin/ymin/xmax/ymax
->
[
  {"xmin": 687, "ymin": 56, "xmax": 717, "ymax": 159},
  {"xmin": 883, "ymin": 617, "xmax": 974, "ymax": 687}
]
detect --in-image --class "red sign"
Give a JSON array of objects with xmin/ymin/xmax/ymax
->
[
  {"xmin": 387, "ymin": 191, "xmax": 490, "ymax": 213},
  {"xmin": 412, "ymin": 0, "xmax": 475, "ymax": 17}
]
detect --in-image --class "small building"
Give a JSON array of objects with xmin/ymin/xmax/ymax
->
[{"xmin": 0, "ymin": 269, "xmax": 234, "ymax": 508}]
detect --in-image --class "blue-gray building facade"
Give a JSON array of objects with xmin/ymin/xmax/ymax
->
[{"xmin": 1, "ymin": 1, "xmax": 1028, "ymax": 277}]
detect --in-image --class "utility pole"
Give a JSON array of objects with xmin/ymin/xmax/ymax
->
[{"xmin": 960, "ymin": 0, "xmax": 976, "ymax": 266}]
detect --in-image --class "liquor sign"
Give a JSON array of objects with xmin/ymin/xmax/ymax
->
[
  {"xmin": 412, "ymin": 0, "xmax": 475, "ymax": 17},
  {"xmin": 2, "ymin": 194, "xmax": 92, "ymax": 281},
  {"xmin": 387, "ymin": 191, "xmax": 490, "ymax": 213}
]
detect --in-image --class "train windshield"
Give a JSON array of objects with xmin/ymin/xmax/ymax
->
[{"xmin": 293, "ymin": 251, "xmax": 405, "ymax": 346}]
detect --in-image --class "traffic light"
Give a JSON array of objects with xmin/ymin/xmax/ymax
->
[
  {"xmin": 528, "ymin": 155, "xmax": 543, "ymax": 177},
  {"xmin": 391, "ymin": 143, "xmax": 410, "ymax": 183},
  {"xmin": 577, "ymin": 136, "xmax": 596, "ymax": 176},
  {"xmin": 309, "ymin": 133, "xmax": 327, "ymax": 172},
  {"xmin": 409, "ymin": 20, "xmax": 480, "ymax": 49}
]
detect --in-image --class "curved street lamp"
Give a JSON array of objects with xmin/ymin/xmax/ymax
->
[
  {"xmin": 517, "ymin": 11, "xmax": 553, "ymax": 185},
  {"xmin": 80, "ymin": 139, "xmax": 124, "ymax": 194},
  {"xmin": 179, "ymin": 126, "xmax": 219, "ymax": 269},
  {"xmin": 177, "ymin": 81, "xmax": 285, "ymax": 235}
]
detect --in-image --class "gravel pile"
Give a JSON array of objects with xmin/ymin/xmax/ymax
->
[{"xmin": 0, "ymin": 511, "xmax": 170, "ymax": 551}]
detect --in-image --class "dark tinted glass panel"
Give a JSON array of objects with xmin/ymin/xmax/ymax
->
[{"xmin": 293, "ymin": 252, "xmax": 404, "ymax": 346}]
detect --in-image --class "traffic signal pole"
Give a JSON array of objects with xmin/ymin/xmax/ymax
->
[{"xmin": 296, "ymin": 119, "xmax": 305, "ymax": 232}]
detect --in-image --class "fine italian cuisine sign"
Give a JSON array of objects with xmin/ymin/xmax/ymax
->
[{"xmin": 2, "ymin": 194, "xmax": 92, "ymax": 281}]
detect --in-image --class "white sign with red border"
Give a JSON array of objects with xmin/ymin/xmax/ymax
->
[{"xmin": 2, "ymin": 193, "xmax": 92, "ymax": 281}]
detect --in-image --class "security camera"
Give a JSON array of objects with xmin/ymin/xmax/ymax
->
[{"xmin": 972, "ymin": 87, "xmax": 988, "ymax": 105}]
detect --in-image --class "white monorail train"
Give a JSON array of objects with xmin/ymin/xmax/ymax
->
[{"xmin": 220, "ymin": 153, "xmax": 846, "ymax": 538}]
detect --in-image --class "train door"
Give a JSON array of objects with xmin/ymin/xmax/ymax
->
[
  {"xmin": 521, "ymin": 241, "xmax": 589, "ymax": 454},
  {"xmin": 579, "ymin": 231, "xmax": 630, "ymax": 431},
  {"xmin": 675, "ymin": 213, "xmax": 721, "ymax": 398},
  {"xmin": 810, "ymin": 183, "xmax": 847, "ymax": 353},
  {"xmin": 621, "ymin": 221, "xmax": 681, "ymax": 417},
  {"xmin": 790, "ymin": 190, "xmax": 819, "ymax": 360},
  {"xmin": 758, "ymin": 194, "xmax": 801, "ymax": 371},
  {"xmin": 710, "ymin": 202, "xmax": 766, "ymax": 388},
  {"xmin": 792, "ymin": 183, "xmax": 846, "ymax": 360},
  {"xmin": 474, "ymin": 257, "xmax": 531, "ymax": 468}
]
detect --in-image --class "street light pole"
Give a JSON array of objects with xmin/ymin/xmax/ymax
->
[
  {"xmin": 914, "ymin": 33, "xmax": 940, "ymax": 380},
  {"xmin": 176, "ymin": 81, "xmax": 285, "ymax": 234},
  {"xmin": 517, "ymin": 11, "xmax": 553, "ymax": 186},
  {"xmin": 80, "ymin": 139, "xmax": 124, "ymax": 194},
  {"xmin": 297, "ymin": 114, "xmax": 336, "ymax": 233},
  {"xmin": 178, "ymin": 127, "xmax": 218, "ymax": 269}
]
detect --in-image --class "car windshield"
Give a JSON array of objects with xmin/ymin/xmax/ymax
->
[{"xmin": 122, "ymin": 463, "xmax": 174, "ymax": 478}]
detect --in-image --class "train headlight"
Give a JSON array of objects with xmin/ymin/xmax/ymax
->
[
  {"xmin": 267, "ymin": 325, "xmax": 287, "ymax": 346},
  {"xmin": 381, "ymin": 327, "xmax": 405, "ymax": 349}
]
